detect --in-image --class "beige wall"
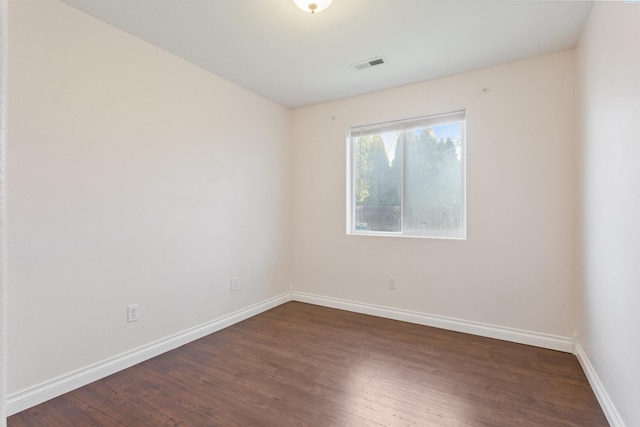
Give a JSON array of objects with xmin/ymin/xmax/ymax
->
[
  {"xmin": 576, "ymin": 3, "xmax": 640, "ymax": 426},
  {"xmin": 8, "ymin": 0, "xmax": 290, "ymax": 395},
  {"xmin": 291, "ymin": 50, "xmax": 577, "ymax": 337},
  {"xmin": 1, "ymin": 0, "xmax": 7, "ymax": 423}
]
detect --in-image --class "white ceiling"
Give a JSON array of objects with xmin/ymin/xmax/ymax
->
[{"xmin": 61, "ymin": 0, "xmax": 594, "ymax": 109}]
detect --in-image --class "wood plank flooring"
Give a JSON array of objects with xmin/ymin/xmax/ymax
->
[{"xmin": 8, "ymin": 302, "xmax": 608, "ymax": 426}]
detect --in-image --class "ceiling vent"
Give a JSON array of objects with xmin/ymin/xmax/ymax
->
[{"xmin": 352, "ymin": 56, "xmax": 386, "ymax": 70}]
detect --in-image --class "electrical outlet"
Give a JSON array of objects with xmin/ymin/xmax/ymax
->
[
  {"xmin": 127, "ymin": 304, "xmax": 139, "ymax": 323},
  {"xmin": 230, "ymin": 276, "xmax": 238, "ymax": 292},
  {"xmin": 388, "ymin": 277, "xmax": 397, "ymax": 290}
]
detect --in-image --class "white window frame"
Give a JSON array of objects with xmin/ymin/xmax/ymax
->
[{"xmin": 346, "ymin": 110, "xmax": 466, "ymax": 239}]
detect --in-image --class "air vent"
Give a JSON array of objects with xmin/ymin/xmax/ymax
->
[{"xmin": 352, "ymin": 56, "xmax": 386, "ymax": 70}]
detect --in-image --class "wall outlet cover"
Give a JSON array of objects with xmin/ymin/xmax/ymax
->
[{"xmin": 127, "ymin": 304, "xmax": 139, "ymax": 323}]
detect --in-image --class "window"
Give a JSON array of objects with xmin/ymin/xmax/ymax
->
[{"xmin": 347, "ymin": 110, "xmax": 466, "ymax": 239}]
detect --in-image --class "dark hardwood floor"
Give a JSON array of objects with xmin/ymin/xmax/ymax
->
[{"xmin": 9, "ymin": 302, "xmax": 608, "ymax": 426}]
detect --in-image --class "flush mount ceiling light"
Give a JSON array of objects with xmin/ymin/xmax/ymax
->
[{"xmin": 293, "ymin": 0, "xmax": 333, "ymax": 14}]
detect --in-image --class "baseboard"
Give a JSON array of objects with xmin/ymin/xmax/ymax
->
[
  {"xmin": 291, "ymin": 291, "xmax": 574, "ymax": 353},
  {"xmin": 6, "ymin": 292, "xmax": 292, "ymax": 416},
  {"xmin": 574, "ymin": 339, "xmax": 625, "ymax": 427},
  {"xmin": 6, "ymin": 291, "xmax": 578, "ymax": 416}
]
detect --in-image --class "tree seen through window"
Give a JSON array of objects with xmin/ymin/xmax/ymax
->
[{"xmin": 350, "ymin": 112, "xmax": 465, "ymax": 238}]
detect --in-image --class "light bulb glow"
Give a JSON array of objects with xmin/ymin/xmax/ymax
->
[{"xmin": 293, "ymin": 0, "xmax": 333, "ymax": 14}]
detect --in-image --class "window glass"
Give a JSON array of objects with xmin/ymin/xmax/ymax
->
[{"xmin": 348, "ymin": 111, "xmax": 465, "ymax": 239}]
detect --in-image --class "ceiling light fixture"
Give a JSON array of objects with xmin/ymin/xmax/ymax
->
[{"xmin": 293, "ymin": 0, "xmax": 333, "ymax": 14}]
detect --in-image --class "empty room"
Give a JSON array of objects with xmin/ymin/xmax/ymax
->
[{"xmin": 1, "ymin": 0, "xmax": 638, "ymax": 426}]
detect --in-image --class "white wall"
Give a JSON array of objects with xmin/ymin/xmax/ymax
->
[
  {"xmin": 576, "ymin": 3, "xmax": 640, "ymax": 426},
  {"xmin": 7, "ymin": 0, "xmax": 290, "ymax": 397},
  {"xmin": 1, "ymin": 0, "xmax": 8, "ymax": 423},
  {"xmin": 291, "ymin": 51, "xmax": 577, "ymax": 339}
]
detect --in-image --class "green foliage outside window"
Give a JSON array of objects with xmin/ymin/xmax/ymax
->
[{"xmin": 350, "ymin": 112, "xmax": 465, "ymax": 238}]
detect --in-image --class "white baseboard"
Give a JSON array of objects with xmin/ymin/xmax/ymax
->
[
  {"xmin": 7, "ymin": 291, "xmax": 579, "ymax": 416},
  {"xmin": 574, "ymin": 339, "xmax": 625, "ymax": 427},
  {"xmin": 6, "ymin": 292, "xmax": 292, "ymax": 416},
  {"xmin": 291, "ymin": 291, "xmax": 574, "ymax": 353}
]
